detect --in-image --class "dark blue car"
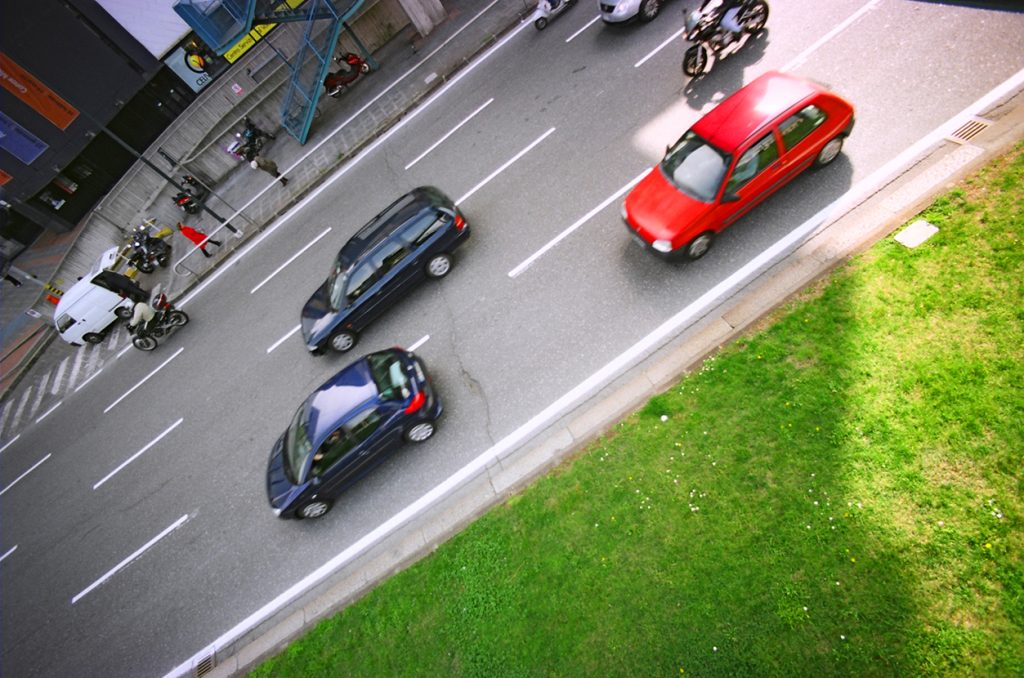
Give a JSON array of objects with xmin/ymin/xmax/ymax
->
[
  {"xmin": 301, "ymin": 186, "xmax": 469, "ymax": 354},
  {"xmin": 266, "ymin": 348, "xmax": 442, "ymax": 519}
]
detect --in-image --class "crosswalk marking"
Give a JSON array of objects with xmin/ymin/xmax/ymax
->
[
  {"xmin": 50, "ymin": 357, "xmax": 69, "ymax": 395},
  {"xmin": 10, "ymin": 386, "xmax": 33, "ymax": 432},
  {"xmin": 67, "ymin": 346, "xmax": 86, "ymax": 391},
  {"xmin": 29, "ymin": 372, "xmax": 50, "ymax": 418},
  {"xmin": 0, "ymin": 400, "xmax": 13, "ymax": 438}
]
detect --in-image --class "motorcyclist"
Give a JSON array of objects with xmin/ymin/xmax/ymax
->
[
  {"xmin": 698, "ymin": 0, "xmax": 744, "ymax": 44},
  {"xmin": 127, "ymin": 297, "xmax": 155, "ymax": 334}
]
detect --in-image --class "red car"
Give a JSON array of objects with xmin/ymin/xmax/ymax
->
[{"xmin": 623, "ymin": 71, "xmax": 855, "ymax": 259}]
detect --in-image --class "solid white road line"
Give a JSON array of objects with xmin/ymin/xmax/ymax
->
[
  {"xmin": 407, "ymin": 335, "xmax": 430, "ymax": 352},
  {"xmin": 0, "ymin": 435, "xmax": 20, "ymax": 455},
  {"xmin": 167, "ymin": 66, "xmax": 1024, "ymax": 678},
  {"xmin": 566, "ymin": 15, "xmax": 601, "ymax": 44},
  {"xmin": 782, "ymin": 0, "xmax": 882, "ymax": 72},
  {"xmin": 509, "ymin": 168, "xmax": 648, "ymax": 278},
  {"xmin": 94, "ymin": 418, "xmax": 184, "ymax": 490},
  {"xmin": 251, "ymin": 227, "xmax": 332, "ymax": 294},
  {"xmin": 35, "ymin": 401, "xmax": 62, "ymax": 425},
  {"xmin": 635, "ymin": 26, "xmax": 687, "ymax": 69},
  {"xmin": 0, "ymin": 545, "xmax": 17, "ymax": 564},
  {"xmin": 75, "ymin": 367, "xmax": 105, "ymax": 393},
  {"xmin": 405, "ymin": 98, "xmax": 495, "ymax": 170},
  {"xmin": 71, "ymin": 514, "xmax": 189, "ymax": 605},
  {"xmin": 104, "ymin": 347, "xmax": 184, "ymax": 414},
  {"xmin": 267, "ymin": 325, "xmax": 302, "ymax": 354},
  {"xmin": 0, "ymin": 454, "xmax": 51, "ymax": 497},
  {"xmin": 456, "ymin": 127, "xmax": 556, "ymax": 206}
]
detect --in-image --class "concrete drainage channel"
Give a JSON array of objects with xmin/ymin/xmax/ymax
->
[{"xmin": 183, "ymin": 77, "xmax": 1024, "ymax": 678}]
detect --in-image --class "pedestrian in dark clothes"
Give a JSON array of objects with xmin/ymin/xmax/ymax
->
[
  {"xmin": 250, "ymin": 155, "xmax": 289, "ymax": 186},
  {"xmin": 177, "ymin": 222, "xmax": 221, "ymax": 258}
]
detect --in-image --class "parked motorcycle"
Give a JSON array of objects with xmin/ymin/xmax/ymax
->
[
  {"xmin": 126, "ymin": 285, "xmax": 189, "ymax": 351},
  {"xmin": 229, "ymin": 116, "xmax": 276, "ymax": 161},
  {"xmin": 323, "ymin": 52, "xmax": 371, "ymax": 97},
  {"xmin": 682, "ymin": 0, "xmax": 769, "ymax": 77},
  {"xmin": 533, "ymin": 0, "xmax": 576, "ymax": 30},
  {"xmin": 127, "ymin": 221, "xmax": 172, "ymax": 274}
]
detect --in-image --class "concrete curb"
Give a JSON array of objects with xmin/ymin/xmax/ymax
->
[{"xmin": 194, "ymin": 66, "xmax": 1024, "ymax": 678}]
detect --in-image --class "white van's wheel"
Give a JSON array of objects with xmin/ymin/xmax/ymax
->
[{"xmin": 83, "ymin": 333, "xmax": 104, "ymax": 344}]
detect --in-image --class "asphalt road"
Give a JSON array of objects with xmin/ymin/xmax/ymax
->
[{"xmin": 3, "ymin": 1, "xmax": 1024, "ymax": 675}]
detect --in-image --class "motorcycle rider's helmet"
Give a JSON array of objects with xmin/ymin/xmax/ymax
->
[{"xmin": 685, "ymin": 9, "xmax": 701, "ymax": 34}]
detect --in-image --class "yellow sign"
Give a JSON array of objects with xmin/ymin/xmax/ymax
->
[{"xmin": 223, "ymin": 0, "xmax": 306, "ymax": 63}]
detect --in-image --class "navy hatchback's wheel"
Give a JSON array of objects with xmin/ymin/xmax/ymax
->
[
  {"xmin": 534, "ymin": 16, "xmax": 548, "ymax": 30},
  {"xmin": 298, "ymin": 499, "xmax": 332, "ymax": 519},
  {"xmin": 405, "ymin": 421, "xmax": 436, "ymax": 443}
]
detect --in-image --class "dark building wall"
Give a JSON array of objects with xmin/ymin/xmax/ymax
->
[{"xmin": 0, "ymin": 0, "xmax": 162, "ymax": 228}]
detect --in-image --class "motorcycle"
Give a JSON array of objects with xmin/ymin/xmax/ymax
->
[
  {"xmin": 127, "ymin": 221, "xmax": 172, "ymax": 274},
  {"xmin": 173, "ymin": 188, "xmax": 202, "ymax": 214},
  {"xmin": 230, "ymin": 116, "xmax": 276, "ymax": 161},
  {"xmin": 533, "ymin": 0, "xmax": 576, "ymax": 30},
  {"xmin": 682, "ymin": 0, "xmax": 769, "ymax": 77},
  {"xmin": 323, "ymin": 53, "xmax": 371, "ymax": 97},
  {"xmin": 126, "ymin": 285, "xmax": 189, "ymax": 351}
]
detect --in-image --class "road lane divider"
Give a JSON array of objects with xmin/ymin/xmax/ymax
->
[
  {"xmin": 456, "ymin": 127, "xmax": 556, "ymax": 206},
  {"xmin": 252, "ymin": 227, "xmax": 333, "ymax": 295},
  {"xmin": 566, "ymin": 15, "xmax": 601, "ymax": 44},
  {"xmin": 93, "ymin": 418, "xmax": 184, "ymax": 490},
  {"xmin": 0, "ymin": 454, "xmax": 51, "ymax": 497},
  {"xmin": 634, "ymin": 26, "xmax": 687, "ymax": 69},
  {"xmin": 782, "ymin": 0, "xmax": 882, "ymax": 72},
  {"xmin": 103, "ymin": 347, "xmax": 184, "ymax": 414},
  {"xmin": 0, "ymin": 545, "xmax": 17, "ymax": 564},
  {"xmin": 0, "ymin": 435, "xmax": 20, "ymax": 455},
  {"xmin": 405, "ymin": 98, "xmax": 495, "ymax": 170},
  {"xmin": 407, "ymin": 335, "xmax": 430, "ymax": 352},
  {"xmin": 509, "ymin": 168, "xmax": 648, "ymax": 278},
  {"xmin": 35, "ymin": 401, "xmax": 63, "ymax": 425},
  {"xmin": 268, "ymin": 325, "xmax": 302, "ymax": 354},
  {"xmin": 71, "ymin": 514, "xmax": 190, "ymax": 605}
]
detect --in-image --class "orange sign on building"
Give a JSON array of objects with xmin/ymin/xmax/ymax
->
[{"xmin": 0, "ymin": 53, "xmax": 79, "ymax": 130}]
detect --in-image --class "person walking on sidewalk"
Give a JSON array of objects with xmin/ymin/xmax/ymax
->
[
  {"xmin": 177, "ymin": 222, "xmax": 221, "ymax": 258},
  {"xmin": 250, "ymin": 154, "xmax": 289, "ymax": 186}
]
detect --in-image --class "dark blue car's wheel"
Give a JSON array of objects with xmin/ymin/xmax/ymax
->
[
  {"xmin": 426, "ymin": 253, "xmax": 452, "ymax": 278},
  {"xmin": 298, "ymin": 500, "xmax": 332, "ymax": 519},
  {"xmin": 329, "ymin": 330, "xmax": 357, "ymax": 353},
  {"xmin": 405, "ymin": 421, "xmax": 435, "ymax": 443}
]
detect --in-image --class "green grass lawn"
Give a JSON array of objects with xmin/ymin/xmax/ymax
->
[{"xmin": 253, "ymin": 146, "xmax": 1023, "ymax": 677}]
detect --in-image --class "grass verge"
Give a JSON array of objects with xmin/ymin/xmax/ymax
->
[{"xmin": 253, "ymin": 145, "xmax": 1024, "ymax": 676}]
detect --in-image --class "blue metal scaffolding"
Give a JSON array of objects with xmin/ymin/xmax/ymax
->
[{"xmin": 173, "ymin": 0, "xmax": 370, "ymax": 144}]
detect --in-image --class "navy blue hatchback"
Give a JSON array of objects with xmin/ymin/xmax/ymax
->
[
  {"xmin": 266, "ymin": 348, "xmax": 442, "ymax": 519},
  {"xmin": 301, "ymin": 186, "xmax": 469, "ymax": 354}
]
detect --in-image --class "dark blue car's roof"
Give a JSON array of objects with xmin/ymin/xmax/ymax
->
[
  {"xmin": 303, "ymin": 358, "xmax": 378, "ymax": 447},
  {"xmin": 338, "ymin": 186, "xmax": 450, "ymax": 265}
]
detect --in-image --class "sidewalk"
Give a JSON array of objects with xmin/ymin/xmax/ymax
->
[{"xmin": 0, "ymin": 0, "xmax": 535, "ymax": 440}]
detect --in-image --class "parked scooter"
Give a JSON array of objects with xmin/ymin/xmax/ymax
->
[
  {"xmin": 682, "ymin": 0, "xmax": 769, "ymax": 77},
  {"xmin": 323, "ymin": 53, "xmax": 371, "ymax": 97},
  {"xmin": 126, "ymin": 284, "xmax": 189, "ymax": 351},
  {"xmin": 127, "ymin": 220, "xmax": 172, "ymax": 274},
  {"xmin": 534, "ymin": 0, "xmax": 576, "ymax": 30}
]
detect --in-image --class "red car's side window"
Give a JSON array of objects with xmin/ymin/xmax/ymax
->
[
  {"xmin": 725, "ymin": 133, "xmax": 779, "ymax": 195},
  {"xmin": 779, "ymin": 104, "xmax": 828, "ymax": 152}
]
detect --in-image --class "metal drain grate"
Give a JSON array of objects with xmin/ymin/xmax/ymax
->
[
  {"xmin": 194, "ymin": 654, "xmax": 215, "ymax": 677},
  {"xmin": 947, "ymin": 117, "xmax": 991, "ymax": 144}
]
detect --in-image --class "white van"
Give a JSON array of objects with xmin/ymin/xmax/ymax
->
[{"xmin": 54, "ymin": 247, "xmax": 147, "ymax": 346}]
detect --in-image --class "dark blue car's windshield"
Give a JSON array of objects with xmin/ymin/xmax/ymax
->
[
  {"xmin": 283, "ymin": 401, "xmax": 314, "ymax": 483},
  {"xmin": 367, "ymin": 352, "xmax": 410, "ymax": 401},
  {"xmin": 660, "ymin": 130, "xmax": 730, "ymax": 203}
]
